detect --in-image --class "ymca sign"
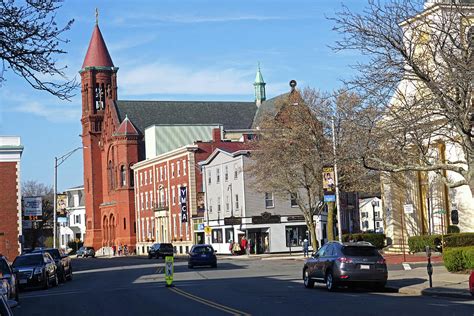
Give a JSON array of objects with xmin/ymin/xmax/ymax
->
[{"xmin": 180, "ymin": 186, "xmax": 188, "ymax": 223}]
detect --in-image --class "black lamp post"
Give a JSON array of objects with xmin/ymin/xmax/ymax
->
[{"xmin": 371, "ymin": 200, "xmax": 377, "ymax": 233}]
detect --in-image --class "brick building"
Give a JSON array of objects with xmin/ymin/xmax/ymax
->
[
  {"xmin": 79, "ymin": 21, "xmax": 276, "ymax": 253},
  {"xmin": 0, "ymin": 136, "xmax": 24, "ymax": 259}
]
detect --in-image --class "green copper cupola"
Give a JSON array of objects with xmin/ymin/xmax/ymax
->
[{"xmin": 254, "ymin": 63, "xmax": 266, "ymax": 106}]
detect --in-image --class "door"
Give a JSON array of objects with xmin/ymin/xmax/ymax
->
[{"xmin": 310, "ymin": 244, "xmax": 328, "ymax": 279}]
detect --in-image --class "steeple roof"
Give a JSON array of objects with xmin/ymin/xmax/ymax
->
[
  {"xmin": 254, "ymin": 64, "xmax": 265, "ymax": 84},
  {"xmin": 82, "ymin": 24, "xmax": 114, "ymax": 69},
  {"xmin": 115, "ymin": 115, "xmax": 139, "ymax": 136}
]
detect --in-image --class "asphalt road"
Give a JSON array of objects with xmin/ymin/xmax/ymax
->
[{"xmin": 13, "ymin": 256, "xmax": 474, "ymax": 316}]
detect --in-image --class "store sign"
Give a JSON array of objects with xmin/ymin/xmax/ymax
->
[
  {"xmin": 23, "ymin": 197, "xmax": 42, "ymax": 216},
  {"xmin": 180, "ymin": 186, "xmax": 188, "ymax": 222},
  {"xmin": 252, "ymin": 212, "xmax": 281, "ymax": 224},
  {"xmin": 287, "ymin": 215, "xmax": 305, "ymax": 222},
  {"xmin": 224, "ymin": 216, "xmax": 242, "ymax": 226}
]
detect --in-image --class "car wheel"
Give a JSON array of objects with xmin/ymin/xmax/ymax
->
[
  {"xmin": 67, "ymin": 268, "xmax": 73, "ymax": 281},
  {"xmin": 14, "ymin": 280, "xmax": 19, "ymax": 303},
  {"xmin": 325, "ymin": 271, "xmax": 337, "ymax": 292},
  {"xmin": 59, "ymin": 269, "xmax": 67, "ymax": 283},
  {"xmin": 303, "ymin": 269, "xmax": 314, "ymax": 289},
  {"xmin": 53, "ymin": 273, "xmax": 59, "ymax": 287}
]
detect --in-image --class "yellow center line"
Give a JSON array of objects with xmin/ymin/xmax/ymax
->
[{"xmin": 169, "ymin": 287, "xmax": 251, "ymax": 316}]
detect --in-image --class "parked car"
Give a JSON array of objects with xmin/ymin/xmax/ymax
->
[
  {"xmin": 0, "ymin": 291, "xmax": 18, "ymax": 316},
  {"xmin": 148, "ymin": 243, "xmax": 174, "ymax": 259},
  {"xmin": 77, "ymin": 247, "xmax": 96, "ymax": 258},
  {"xmin": 32, "ymin": 248, "xmax": 72, "ymax": 282},
  {"xmin": 469, "ymin": 271, "xmax": 474, "ymax": 296},
  {"xmin": 302, "ymin": 241, "xmax": 387, "ymax": 291},
  {"xmin": 12, "ymin": 253, "xmax": 58, "ymax": 290},
  {"xmin": 0, "ymin": 255, "xmax": 19, "ymax": 302},
  {"xmin": 188, "ymin": 244, "xmax": 217, "ymax": 269}
]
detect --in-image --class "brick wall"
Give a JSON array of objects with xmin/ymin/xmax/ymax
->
[{"xmin": 0, "ymin": 162, "xmax": 20, "ymax": 259}]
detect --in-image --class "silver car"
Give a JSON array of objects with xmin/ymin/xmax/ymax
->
[{"xmin": 303, "ymin": 241, "xmax": 387, "ymax": 291}]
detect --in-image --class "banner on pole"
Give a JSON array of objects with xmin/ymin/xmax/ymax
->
[{"xmin": 180, "ymin": 186, "xmax": 188, "ymax": 222}]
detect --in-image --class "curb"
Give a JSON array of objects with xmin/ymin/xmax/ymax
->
[{"xmin": 386, "ymin": 285, "xmax": 472, "ymax": 300}]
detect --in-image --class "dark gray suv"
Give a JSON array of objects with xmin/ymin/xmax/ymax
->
[{"xmin": 303, "ymin": 241, "xmax": 387, "ymax": 291}]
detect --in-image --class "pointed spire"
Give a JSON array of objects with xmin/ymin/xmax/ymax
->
[
  {"xmin": 82, "ymin": 11, "xmax": 114, "ymax": 69},
  {"xmin": 254, "ymin": 63, "xmax": 266, "ymax": 106}
]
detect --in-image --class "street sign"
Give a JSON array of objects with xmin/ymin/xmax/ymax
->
[
  {"xmin": 197, "ymin": 223, "xmax": 205, "ymax": 231},
  {"xmin": 165, "ymin": 256, "xmax": 174, "ymax": 287},
  {"xmin": 204, "ymin": 226, "xmax": 212, "ymax": 235},
  {"xmin": 324, "ymin": 195, "xmax": 335, "ymax": 202},
  {"xmin": 403, "ymin": 204, "xmax": 414, "ymax": 214}
]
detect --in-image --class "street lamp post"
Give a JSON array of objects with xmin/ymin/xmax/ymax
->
[
  {"xmin": 53, "ymin": 146, "xmax": 85, "ymax": 249},
  {"xmin": 371, "ymin": 200, "xmax": 377, "ymax": 233}
]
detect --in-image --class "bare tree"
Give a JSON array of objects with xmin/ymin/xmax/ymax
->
[
  {"xmin": 331, "ymin": 0, "xmax": 474, "ymax": 195},
  {"xmin": 0, "ymin": 0, "xmax": 76, "ymax": 100}
]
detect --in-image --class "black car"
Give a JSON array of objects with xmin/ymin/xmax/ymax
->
[
  {"xmin": 12, "ymin": 253, "xmax": 58, "ymax": 290},
  {"xmin": 188, "ymin": 245, "xmax": 217, "ymax": 269},
  {"xmin": 148, "ymin": 243, "xmax": 174, "ymax": 259},
  {"xmin": 0, "ymin": 256, "xmax": 18, "ymax": 302},
  {"xmin": 303, "ymin": 241, "xmax": 387, "ymax": 291},
  {"xmin": 76, "ymin": 247, "xmax": 95, "ymax": 258},
  {"xmin": 0, "ymin": 292, "xmax": 18, "ymax": 316},
  {"xmin": 32, "ymin": 248, "xmax": 72, "ymax": 282}
]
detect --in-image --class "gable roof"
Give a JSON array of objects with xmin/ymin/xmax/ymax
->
[
  {"xmin": 115, "ymin": 115, "xmax": 139, "ymax": 136},
  {"xmin": 252, "ymin": 93, "xmax": 289, "ymax": 128},
  {"xmin": 114, "ymin": 100, "xmax": 257, "ymax": 134}
]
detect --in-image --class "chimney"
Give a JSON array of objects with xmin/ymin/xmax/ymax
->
[{"xmin": 212, "ymin": 128, "xmax": 222, "ymax": 143}]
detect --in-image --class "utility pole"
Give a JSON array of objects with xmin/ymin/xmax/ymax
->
[{"xmin": 332, "ymin": 118, "xmax": 343, "ymax": 243}]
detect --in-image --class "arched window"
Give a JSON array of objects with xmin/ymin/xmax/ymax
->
[
  {"xmin": 108, "ymin": 160, "xmax": 114, "ymax": 190},
  {"xmin": 123, "ymin": 218, "xmax": 127, "ymax": 230},
  {"xmin": 129, "ymin": 165, "xmax": 134, "ymax": 187},
  {"xmin": 120, "ymin": 165, "xmax": 126, "ymax": 187}
]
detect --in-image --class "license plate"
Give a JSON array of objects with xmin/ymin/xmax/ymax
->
[
  {"xmin": 19, "ymin": 279, "xmax": 27, "ymax": 284},
  {"xmin": 201, "ymin": 254, "xmax": 207, "ymax": 257},
  {"xmin": 360, "ymin": 265, "xmax": 370, "ymax": 270}
]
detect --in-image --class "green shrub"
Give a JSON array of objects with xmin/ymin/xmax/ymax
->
[
  {"xmin": 443, "ymin": 233, "xmax": 474, "ymax": 248},
  {"xmin": 341, "ymin": 233, "xmax": 385, "ymax": 249},
  {"xmin": 447, "ymin": 225, "xmax": 460, "ymax": 234},
  {"xmin": 408, "ymin": 235, "xmax": 442, "ymax": 253},
  {"xmin": 443, "ymin": 246, "xmax": 474, "ymax": 272}
]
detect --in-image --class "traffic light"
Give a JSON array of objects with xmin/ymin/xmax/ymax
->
[{"xmin": 451, "ymin": 209, "xmax": 459, "ymax": 225}]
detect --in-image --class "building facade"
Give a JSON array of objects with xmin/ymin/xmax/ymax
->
[
  {"xmin": 200, "ymin": 149, "xmax": 327, "ymax": 254},
  {"xmin": 0, "ymin": 136, "xmax": 23, "ymax": 258},
  {"xmin": 59, "ymin": 186, "xmax": 86, "ymax": 250},
  {"xmin": 359, "ymin": 197, "xmax": 383, "ymax": 233}
]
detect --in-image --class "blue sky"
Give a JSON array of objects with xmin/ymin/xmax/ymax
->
[{"xmin": 0, "ymin": 0, "xmax": 368, "ymax": 192}]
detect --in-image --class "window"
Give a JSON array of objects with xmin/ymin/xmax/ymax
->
[
  {"xmin": 150, "ymin": 190, "xmax": 153, "ymax": 208},
  {"xmin": 171, "ymin": 164, "xmax": 175, "ymax": 178},
  {"xmin": 212, "ymin": 229, "xmax": 223, "ymax": 243},
  {"xmin": 177, "ymin": 161, "xmax": 181, "ymax": 176},
  {"xmin": 216, "ymin": 168, "xmax": 220, "ymax": 183},
  {"xmin": 290, "ymin": 193, "xmax": 298, "ymax": 207},
  {"xmin": 120, "ymin": 166, "xmax": 126, "ymax": 186},
  {"xmin": 209, "ymin": 198, "xmax": 213, "ymax": 213},
  {"xmin": 140, "ymin": 173, "xmax": 143, "ymax": 186},
  {"xmin": 123, "ymin": 218, "xmax": 126, "ymax": 230},
  {"xmin": 145, "ymin": 171, "xmax": 148, "ymax": 185},
  {"xmin": 225, "ymin": 228, "xmax": 234, "ymax": 243},
  {"xmin": 376, "ymin": 222, "xmax": 380, "ymax": 228},
  {"xmin": 130, "ymin": 169, "xmax": 134, "ymax": 187},
  {"xmin": 164, "ymin": 166, "xmax": 167, "ymax": 180},
  {"xmin": 172, "ymin": 187, "xmax": 176, "ymax": 205},
  {"xmin": 140, "ymin": 193, "xmax": 144, "ymax": 211},
  {"xmin": 208, "ymin": 170, "xmax": 212, "ymax": 185},
  {"xmin": 225, "ymin": 166, "xmax": 228, "ymax": 181},
  {"xmin": 183, "ymin": 160, "xmax": 187, "ymax": 175},
  {"xmin": 145, "ymin": 192, "xmax": 149, "ymax": 209},
  {"xmin": 149, "ymin": 170, "xmax": 153, "ymax": 183},
  {"xmin": 160, "ymin": 167, "xmax": 163, "ymax": 181},
  {"xmin": 265, "ymin": 192, "xmax": 274, "ymax": 208},
  {"xmin": 226, "ymin": 195, "xmax": 230, "ymax": 212},
  {"xmin": 235, "ymin": 194, "xmax": 239, "ymax": 211},
  {"xmin": 286, "ymin": 226, "xmax": 310, "ymax": 247},
  {"xmin": 375, "ymin": 211, "xmax": 380, "ymax": 218},
  {"xmin": 234, "ymin": 164, "xmax": 238, "ymax": 180},
  {"xmin": 173, "ymin": 215, "xmax": 177, "ymax": 237},
  {"xmin": 217, "ymin": 197, "xmax": 221, "ymax": 213},
  {"xmin": 108, "ymin": 161, "xmax": 115, "ymax": 190},
  {"xmin": 363, "ymin": 221, "xmax": 369, "ymax": 228}
]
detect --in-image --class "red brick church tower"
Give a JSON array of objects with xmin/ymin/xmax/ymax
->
[{"xmin": 80, "ymin": 20, "xmax": 138, "ymax": 251}]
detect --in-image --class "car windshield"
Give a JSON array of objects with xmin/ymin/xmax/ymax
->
[
  {"xmin": 33, "ymin": 249, "xmax": 60, "ymax": 259},
  {"xmin": 193, "ymin": 246, "xmax": 213, "ymax": 254},
  {"xmin": 0, "ymin": 260, "xmax": 10, "ymax": 275},
  {"xmin": 342, "ymin": 246, "xmax": 379, "ymax": 257},
  {"xmin": 13, "ymin": 255, "xmax": 43, "ymax": 267},
  {"xmin": 160, "ymin": 244, "xmax": 173, "ymax": 250}
]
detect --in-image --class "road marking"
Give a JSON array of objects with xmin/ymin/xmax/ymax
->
[{"xmin": 169, "ymin": 287, "xmax": 250, "ymax": 316}]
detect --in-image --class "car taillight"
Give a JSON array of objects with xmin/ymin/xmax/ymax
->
[
  {"xmin": 337, "ymin": 257, "xmax": 353, "ymax": 263},
  {"xmin": 377, "ymin": 258, "xmax": 386, "ymax": 264}
]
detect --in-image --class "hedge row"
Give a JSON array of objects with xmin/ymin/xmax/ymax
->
[
  {"xmin": 341, "ymin": 233, "xmax": 385, "ymax": 249},
  {"xmin": 408, "ymin": 232, "xmax": 474, "ymax": 253},
  {"xmin": 443, "ymin": 246, "xmax": 474, "ymax": 272}
]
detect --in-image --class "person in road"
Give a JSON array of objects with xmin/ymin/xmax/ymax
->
[{"xmin": 303, "ymin": 238, "xmax": 309, "ymax": 257}]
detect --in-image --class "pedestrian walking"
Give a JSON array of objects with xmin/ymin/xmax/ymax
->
[
  {"xmin": 112, "ymin": 245, "xmax": 116, "ymax": 256},
  {"xmin": 240, "ymin": 237, "xmax": 247, "ymax": 256},
  {"xmin": 303, "ymin": 238, "xmax": 309, "ymax": 257},
  {"xmin": 118, "ymin": 244, "xmax": 122, "ymax": 256}
]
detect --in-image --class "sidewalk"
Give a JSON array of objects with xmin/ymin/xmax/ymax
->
[
  {"xmin": 387, "ymin": 265, "xmax": 472, "ymax": 299},
  {"xmin": 383, "ymin": 253, "xmax": 443, "ymax": 265}
]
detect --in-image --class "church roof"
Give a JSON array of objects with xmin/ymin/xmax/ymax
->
[
  {"xmin": 114, "ymin": 100, "xmax": 257, "ymax": 134},
  {"xmin": 115, "ymin": 115, "xmax": 139, "ymax": 136},
  {"xmin": 252, "ymin": 93, "xmax": 290, "ymax": 128},
  {"xmin": 82, "ymin": 25, "xmax": 114, "ymax": 69}
]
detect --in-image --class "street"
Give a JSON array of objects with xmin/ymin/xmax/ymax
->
[{"xmin": 14, "ymin": 256, "xmax": 474, "ymax": 316}]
